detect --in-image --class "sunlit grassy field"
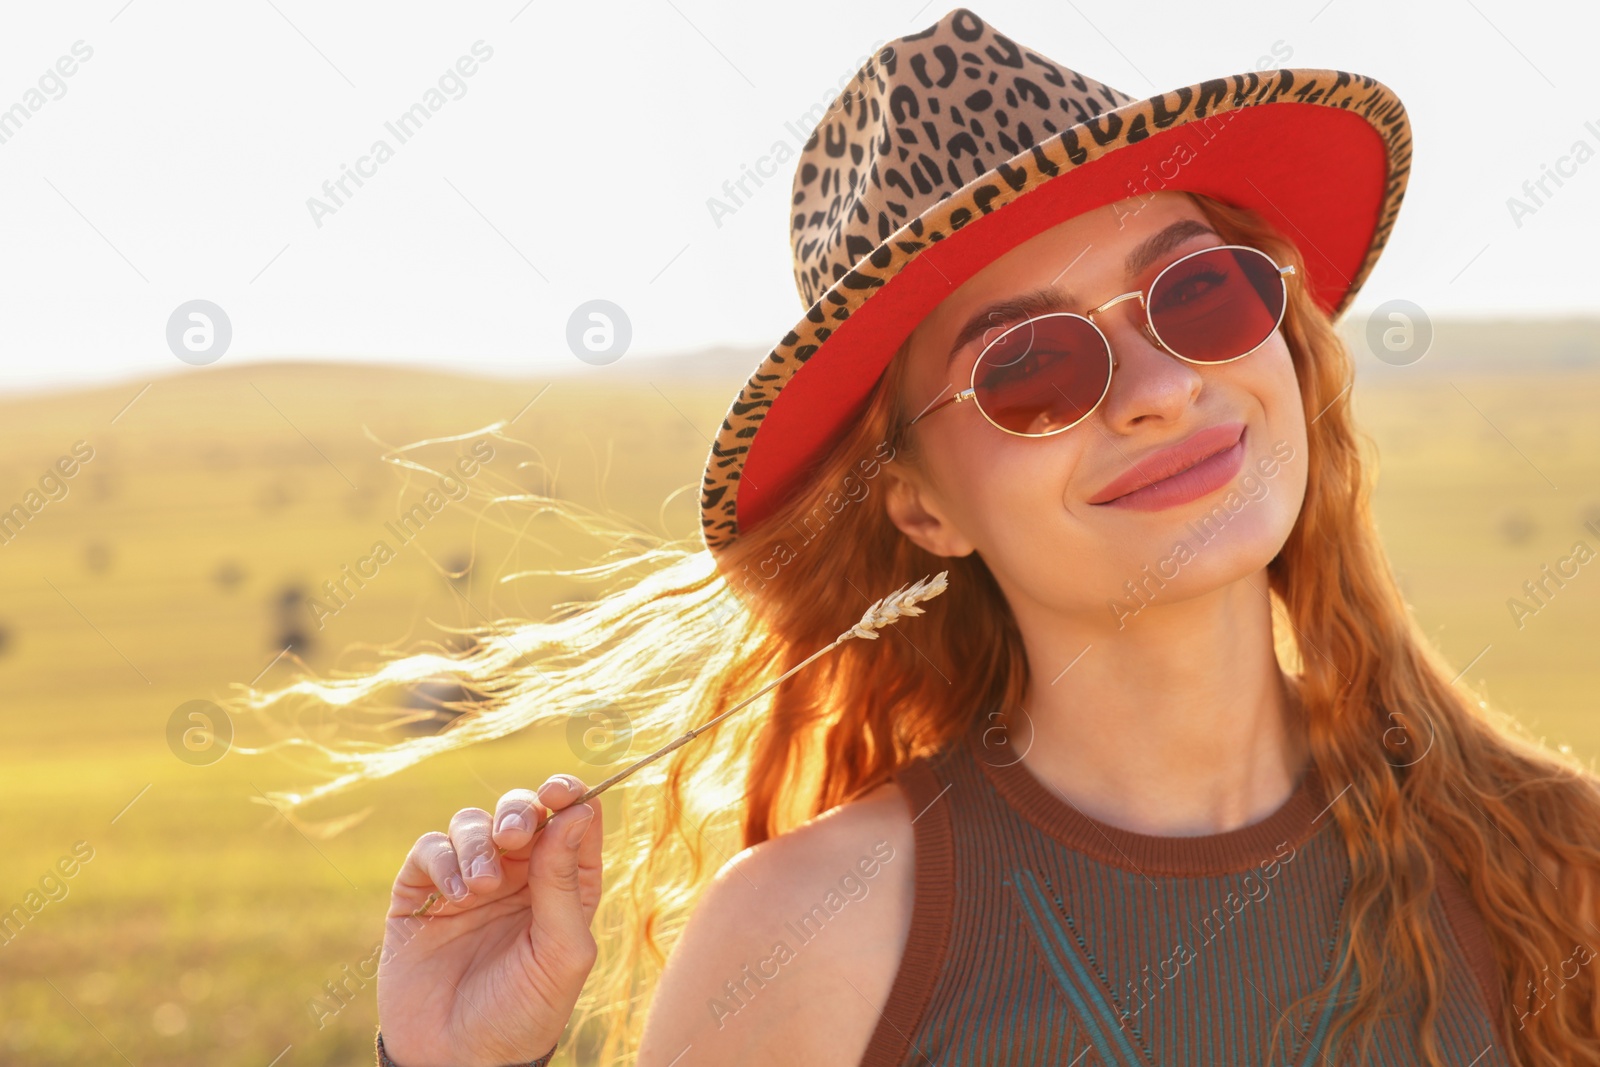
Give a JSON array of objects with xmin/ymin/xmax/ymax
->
[{"xmin": 1, "ymin": 324, "xmax": 1597, "ymax": 1065}]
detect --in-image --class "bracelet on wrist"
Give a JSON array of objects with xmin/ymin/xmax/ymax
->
[{"xmin": 375, "ymin": 1028, "xmax": 557, "ymax": 1067}]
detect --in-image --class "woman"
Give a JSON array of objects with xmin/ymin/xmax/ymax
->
[{"xmin": 247, "ymin": 8, "xmax": 1600, "ymax": 1066}]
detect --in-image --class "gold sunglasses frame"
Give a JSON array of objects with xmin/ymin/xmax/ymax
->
[{"xmin": 906, "ymin": 243, "xmax": 1297, "ymax": 438}]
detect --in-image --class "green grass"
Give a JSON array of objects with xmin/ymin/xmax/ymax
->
[{"xmin": 0, "ymin": 363, "xmax": 711, "ymax": 1065}]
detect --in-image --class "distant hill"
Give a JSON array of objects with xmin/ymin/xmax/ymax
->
[
  {"xmin": 617, "ymin": 317, "xmax": 1600, "ymax": 385},
  {"xmin": 1, "ymin": 319, "xmax": 1595, "ymax": 417},
  {"xmin": 1337, "ymin": 317, "xmax": 1600, "ymax": 379}
]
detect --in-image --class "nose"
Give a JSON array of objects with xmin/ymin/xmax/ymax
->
[{"xmin": 1092, "ymin": 305, "xmax": 1203, "ymax": 431}]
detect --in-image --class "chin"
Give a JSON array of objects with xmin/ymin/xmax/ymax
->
[{"xmin": 1102, "ymin": 506, "xmax": 1293, "ymax": 617}]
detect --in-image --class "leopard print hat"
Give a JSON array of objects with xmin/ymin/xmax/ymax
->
[{"xmin": 698, "ymin": 5, "xmax": 1410, "ymax": 559}]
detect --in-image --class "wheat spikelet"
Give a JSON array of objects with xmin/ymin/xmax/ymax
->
[{"xmin": 847, "ymin": 571, "xmax": 949, "ymax": 640}]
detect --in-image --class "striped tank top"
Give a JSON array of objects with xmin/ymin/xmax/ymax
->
[{"xmin": 857, "ymin": 718, "xmax": 1509, "ymax": 1066}]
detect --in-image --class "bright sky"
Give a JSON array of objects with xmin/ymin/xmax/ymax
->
[{"xmin": 1, "ymin": 0, "xmax": 1596, "ymax": 395}]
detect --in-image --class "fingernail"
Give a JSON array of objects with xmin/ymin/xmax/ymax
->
[
  {"xmin": 467, "ymin": 855, "xmax": 495, "ymax": 880},
  {"xmin": 564, "ymin": 805, "xmax": 595, "ymax": 848},
  {"xmin": 444, "ymin": 875, "xmax": 468, "ymax": 900},
  {"xmin": 556, "ymin": 773, "xmax": 584, "ymax": 792},
  {"xmin": 498, "ymin": 812, "xmax": 529, "ymax": 835}
]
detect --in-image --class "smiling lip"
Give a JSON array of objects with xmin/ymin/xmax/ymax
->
[{"xmin": 1088, "ymin": 422, "xmax": 1247, "ymax": 510}]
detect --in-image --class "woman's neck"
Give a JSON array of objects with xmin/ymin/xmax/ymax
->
[{"xmin": 1010, "ymin": 569, "xmax": 1309, "ymax": 838}]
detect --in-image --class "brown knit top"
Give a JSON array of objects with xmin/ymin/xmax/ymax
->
[{"xmin": 858, "ymin": 717, "xmax": 1508, "ymax": 1066}]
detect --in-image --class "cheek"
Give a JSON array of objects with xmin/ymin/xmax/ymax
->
[
  {"xmin": 924, "ymin": 425, "xmax": 1012, "ymax": 519},
  {"xmin": 925, "ymin": 425, "xmax": 1090, "ymax": 546},
  {"xmin": 1260, "ymin": 336, "xmax": 1303, "ymax": 417},
  {"xmin": 1224, "ymin": 338, "xmax": 1309, "ymax": 526},
  {"xmin": 1258, "ymin": 339, "xmax": 1309, "ymax": 479}
]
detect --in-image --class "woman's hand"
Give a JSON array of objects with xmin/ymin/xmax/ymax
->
[{"xmin": 377, "ymin": 775, "xmax": 603, "ymax": 1067}]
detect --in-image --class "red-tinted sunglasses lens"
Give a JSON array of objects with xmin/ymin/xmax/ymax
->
[
  {"xmin": 972, "ymin": 314, "xmax": 1111, "ymax": 435},
  {"xmin": 1148, "ymin": 246, "xmax": 1286, "ymax": 363}
]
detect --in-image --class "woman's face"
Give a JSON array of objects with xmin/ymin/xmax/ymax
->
[{"xmin": 884, "ymin": 190, "xmax": 1309, "ymax": 628}]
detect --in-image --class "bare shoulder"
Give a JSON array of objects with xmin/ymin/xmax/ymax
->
[{"xmin": 637, "ymin": 778, "xmax": 917, "ymax": 1067}]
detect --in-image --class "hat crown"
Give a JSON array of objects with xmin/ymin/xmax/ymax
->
[{"xmin": 790, "ymin": 7, "xmax": 1135, "ymax": 309}]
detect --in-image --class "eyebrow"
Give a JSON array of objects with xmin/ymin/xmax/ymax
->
[
  {"xmin": 942, "ymin": 219, "xmax": 1221, "ymax": 368},
  {"xmin": 1124, "ymin": 218, "xmax": 1221, "ymax": 277}
]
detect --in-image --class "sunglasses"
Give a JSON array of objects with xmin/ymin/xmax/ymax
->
[{"xmin": 907, "ymin": 244, "xmax": 1297, "ymax": 437}]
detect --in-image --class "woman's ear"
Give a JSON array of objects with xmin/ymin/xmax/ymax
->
[{"xmin": 882, "ymin": 464, "xmax": 977, "ymax": 559}]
